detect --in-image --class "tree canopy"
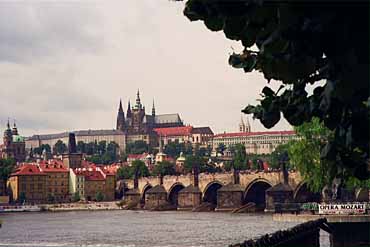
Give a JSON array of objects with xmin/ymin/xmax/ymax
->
[
  {"xmin": 181, "ymin": 0, "xmax": 369, "ymax": 180},
  {"xmin": 152, "ymin": 161, "xmax": 177, "ymax": 177},
  {"xmin": 126, "ymin": 141, "xmax": 151, "ymax": 155},
  {"xmin": 0, "ymin": 158, "xmax": 15, "ymax": 195},
  {"xmin": 53, "ymin": 140, "xmax": 67, "ymax": 155}
]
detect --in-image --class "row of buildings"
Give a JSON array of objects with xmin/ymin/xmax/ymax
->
[{"xmin": 6, "ymin": 135, "xmax": 118, "ymax": 203}]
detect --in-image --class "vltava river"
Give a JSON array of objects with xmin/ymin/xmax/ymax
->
[{"xmin": 0, "ymin": 211, "xmax": 327, "ymax": 247}]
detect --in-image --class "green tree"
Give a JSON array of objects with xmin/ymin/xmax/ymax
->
[
  {"xmin": 131, "ymin": 160, "xmax": 150, "ymax": 178},
  {"xmin": 184, "ymin": 155, "xmax": 218, "ymax": 173},
  {"xmin": 152, "ymin": 161, "xmax": 177, "ymax": 176},
  {"xmin": 181, "ymin": 1, "xmax": 370, "ymax": 180},
  {"xmin": 53, "ymin": 140, "xmax": 67, "ymax": 155},
  {"xmin": 77, "ymin": 141, "xmax": 86, "ymax": 153},
  {"xmin": 216, "ymin": 143, "xmax": 226, "ymax": 155},
  {"xmin": 95, "ymin": 191, "xmax": 104, "ymax": 202},
  {"xmin": 117, "ymin": 166, "xmax": 132, "ymax": 180},
  {"xmin": 233, "ymin": 144, "xmax": 247, "ymax": 170},
  {"xmin": 288, "ymin": 118, "xmax": 332, "ymax": 192},
  {"xmin": 33, "ymin": 144, "xmax": 51, "ymax": 155},
  {"xmin": 0, "ymin": 158, "xmax": 16, "ymax": 195},
  {"xmin": 97, "ymin": 141, "xmax": 107, "ymax": 155},
  {"xmin": 126, "ymin": 141, "xmax": 150, "ymax": 155},
  {"xmin": 164, "ymin": 142, "xmax": 193, "ymax": 158},
  {"xmin": 270, "ymin": 143, "xmax": 291, "ymax": 169}
]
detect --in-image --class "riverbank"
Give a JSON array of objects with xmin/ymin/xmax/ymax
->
[{"xmin": 42, "ymin": 201, "xmax": 121, "ymax": 212}]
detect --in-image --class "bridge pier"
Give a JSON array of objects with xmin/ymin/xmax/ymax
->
[
  {"xmin": 265, "ymin": 183, "xmax": 294, "ymax": 213},
  {"xmin": 124, "ymin": 188, "xmax": 141, "ymax": 209},
  {"xmin": 178, "ymin": 185, "xmax": 202, "ymax": 210},
  {"xmin": 216, "ymin": 183, "xmax": 243, "ymax": 211},
  {"xmin": 144, "ymin": 185, "xmax": 169, "ymax": 210}
]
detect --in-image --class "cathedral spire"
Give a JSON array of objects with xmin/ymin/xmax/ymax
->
[
  {"xmin": 245, "ymin": 116, "xmax": 251, "ymax": 132},
  {"xmin": 152, "ymin": 99, "xmax": 156, "ymax": 116},
  {"xmin": 116, "ymin": 99, "xmax": 125, "ymax": 131},
  {"xmin": 6, "ymin": 118, "xmax": 10, "ymax": 130},
  {"xmin": 135, "ymin": 89, "xmax": 142, "ymax": 109},
  {"xmin": 12, "ymin": 119, "xmax": 18, "ymax": 135},
  {"xmin": 127, "ymin": 100, "xmax": 132, "ymax": 118}
]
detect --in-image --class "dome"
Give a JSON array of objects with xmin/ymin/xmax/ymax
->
[{"xmin": 13, "ymin": 135, "xmax": 25, "ymax": 142}]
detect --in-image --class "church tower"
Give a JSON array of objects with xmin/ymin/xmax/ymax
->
[
  {"xmin": 152, "ymin": 99, "xmax": 156, "ymax": 117},
  {"xmin": 3, "ymin": 120, "xmax": 12, "ymax": 148},
  {"xmin": 127, "ymin": 100, "xmax": 132, "ymax": 119},
  {"xmin": 245, "ymin": 116, "xmax": 251, "ymax": 133},
  {"xmin": 116, "ymin": 99, "xmax": 126, "ymax": 132}
]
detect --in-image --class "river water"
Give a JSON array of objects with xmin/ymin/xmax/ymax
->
[{"xmin": 0, "ymin": 211, "xmax": 329, "ymax": 247}]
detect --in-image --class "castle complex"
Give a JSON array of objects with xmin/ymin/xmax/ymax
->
[{"xmin": 25, "ymin": 90, "xmax": 185, "ymax": 153}]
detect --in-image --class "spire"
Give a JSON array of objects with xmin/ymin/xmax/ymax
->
[
  {"xmin": 127, "ymin": 100, "xmax": 132, "ymax": 118},
  {"xmin": 135, "ymin": 89, "xmax": 142, "ymax": 109},
  {"xmin": 116, "ymin": 99, "xmax": 125, "ymax": 131},
  {"xmin": 12, "ymin": 120, "xmax": 18, "ymax": 135},
  {"xmin": 239, "ymin": 115, "xmax": 246, "ymax": 132},
  {"xmin": 152, "ymin": 99, "xmax": 156, "ymax": 116},
  {"xmin": 68, "ymin": 133, "xmax": 77, "ymax": 153},
  {"xmin": 6, "ymin": 118, "xmax": 10, "ymax": 130},
  {"xmin": 119, "ymin": 99, "xmax": 123, "ymax": 112}
]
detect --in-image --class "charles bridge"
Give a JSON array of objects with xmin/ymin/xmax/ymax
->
[{"xmin": 123, "ymin": 171, "xmax": 317, "ymax": 211}]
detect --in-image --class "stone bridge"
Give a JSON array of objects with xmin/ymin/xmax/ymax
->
[{"xmin": 124, "ymin": 171, "xmax": 314, "ymax": 210}]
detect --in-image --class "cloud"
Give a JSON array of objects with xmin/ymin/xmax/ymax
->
[{"xmin": 0, "ymin": 1, "xmax": 292, "ymax": 137}]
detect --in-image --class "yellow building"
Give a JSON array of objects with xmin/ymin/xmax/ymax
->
[
  {"xmin": 39, "ymin": 160, "xmax": 69, "ymax": 202},
  {"xmin": 8, "ymin": 164, "xmax": 47, "ymax": 203}
]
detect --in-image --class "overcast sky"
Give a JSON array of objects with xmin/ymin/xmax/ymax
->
[{"xmin": 0, "ymin": 0, "xmax": 292, "ymax": 137}]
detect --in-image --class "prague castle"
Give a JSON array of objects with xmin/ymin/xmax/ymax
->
[{"xmin": 25, "ymin": 90, "xmax": 184, "ymax": 153}]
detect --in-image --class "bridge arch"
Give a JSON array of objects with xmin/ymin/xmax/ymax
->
[
  {"xmin": 244, "ymin": 178, "xmax": 272, "ymax": 209},
  {"xmin": 294, "ymin": 182, "xmax": 321, "ymax": 203},
  {"xmin": 141, "ymin": 183, "xmax": 153, "ymax": 203},
  {"xmin": 168, "ymin": 182, "xmax": 185, "ymax": 206},
  {"xmin": 202, "ymin": 181, "xmax": 223, "ymax": 205}
]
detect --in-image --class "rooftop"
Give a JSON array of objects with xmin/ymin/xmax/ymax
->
[
  {"xmin": 214, "ymin": 130, "xmax": 296, "ymax": 138},
  {"xmin": 154, "ymin": 126, "xmax": 193, "ymax": 137}
]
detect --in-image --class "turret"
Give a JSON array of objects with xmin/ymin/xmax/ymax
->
[
  {"xmin": 239, "ymin": 116, "xmax": 246, "ymax": 133},
  {"xmin": 3, "ymin": 120, "xmax": 12, "ymax": 147}
]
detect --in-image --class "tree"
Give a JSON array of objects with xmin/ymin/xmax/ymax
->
[
  {"xmin": 117, "ymin": 166, "xmax": 132, "ymax": 180},
  {"xmin": 184, "ymin": 155, "xmax": 218, "ymax": 173},
  {"xmin": 216, "ymin": 143, "xmax": 226, "ymax": 155},
  {"xmin": 77, "ymin": 141, "xmax": 86, "ymax": 153},
  {"xmin": 233, "ymin": 144, "xmax": 247, "ymax": 170},
  {"xmin": 181, "ymin": 0, "xmax": 370, "ymax": 180},
  {"xmin": 97, "ymin": 141, "xmax": 107, "ymax": 155},
  {"xmin": 126, "ymin": 141, "xmax": 150, "ymax": 155},
  {"xmin": 288, "ymin": 118, "xmax": 333, "ymax": 192},
  {"xmin": 131, "ymin": 160, "xmax": 150, "ymax": 178},
  {"xmin": 0, "ymin": 158, "xmax": 16, "ymax": 195},
  {"xmin": 152, "ymin": 161, "xmax": 177, "ymax": 177},
  {"xmin": 164, "ymin": 142, "xmax": 193, "ymax": 158},
  {"xmin": 95, "ymin": 191, "xmax": 104, "ymax": 202},
  {"xmin": 270, "ymin": 143, "xmax": 291, "ymax": 169},
  {"xmin": 33, "ymin": 144, "xmax": 51, "ymax": 155},
  {"xmin": 53, "ymin": 140, "xmax": 67, "ymax": 155}
]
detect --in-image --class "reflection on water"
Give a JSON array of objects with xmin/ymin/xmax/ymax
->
[{"xmin": 0, "ymin": 211, "xmax": 328, "ymax": 247}]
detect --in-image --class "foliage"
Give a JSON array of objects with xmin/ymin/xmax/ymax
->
[
  {"xmin": 33, "ymin": 144, "xmax": 51, "ymax": 155},
  {"xmin": 72, "ymin": 192, "xmax": 81, "ymax": 202},
  {"xmin": 117, "ymin": 166, "xmax": 132, "ymax": 180},
  {"xmin": 270, "ymin": 143, "xmax": 291, "ymax": 169},
  {"xmin": 288, "ymin": 118, "xmax": 332, "ymax": 192},
  {"xmin": 117, "ymin": 160, "xmax": 150, "ymax": 179},
  {"xmin": 181, "ymin": 0, "xmax": 370, "ymax": 180},
  {"xmin": 131, "ymin": 160, "xmax": 150, "ymax": 178},
  {"xmin": 47, "ymin": 194, "xmax": 55, "ymax": 203},
  {"xmin": 95, "ymin": 191, "xmax": 104, "ymax": 202},
  {"xmin": 84, "ymin": 141, "xmax": 119, "ymax": 164},
  {"xmin": 77, "ymin": 141, "xmax": 86, "ymax": 154},
  {"xmin": 53, "ymin": 140, "xmax": 67, "ymax": 155},
  {"xmin": 233, "ymin": 144, "xmax": 248, "ymax": 170},
  {"xmin": 184, "ymin": 155, "xmax": 219, "ymax": 173},
  {"xmin": 216, "ymin": 143, "xmax": 226, "ymax": 155},
  {"xmin": 0, "ymin": 158, "xmax": 15, "ymax": 195},
  {"xmin": 126, "ymin": 140, "xmax": 151, "ymax": 155},
  {"xmin": 164, "ymin": 142, "xmax": 193, "ymax": 158},
  {"xmin": 152, "ymin": 161, "xmax": 177, "ymax": 176}
]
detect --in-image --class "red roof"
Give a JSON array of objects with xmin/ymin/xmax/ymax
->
[
  {"xmin": 11, "ymin": 164, "xmax": 46, "ymax": 176},
  {"xmin": 214, "ymin": 130, "xmax": 296, "ymax": 138},
  {"xmin": 127, "ymin": 153, "xmax": 148, "ymax": 160},
  {"xmin": 101, "ymin": 165, "xmax": 119, "ymax": 176},
  {"xmin": 74, "ymin": 168, "xmax": 105, "ymax": 181},
  {"xmin": 154, "ymin": 126, "xmax": 193, "ymax": 137},
  {"xmin": 38, "ymin": 160, "xmax": 68, "ymax": 173}
]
